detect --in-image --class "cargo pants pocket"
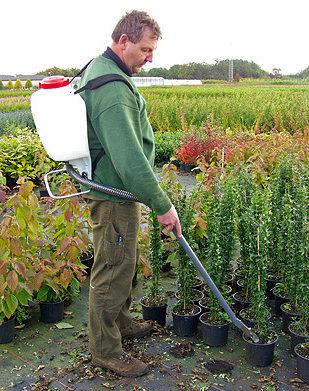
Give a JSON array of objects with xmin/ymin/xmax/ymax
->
[{"xmin": 103, "ymin": 221, "xmax": 129, "ymax": 267}]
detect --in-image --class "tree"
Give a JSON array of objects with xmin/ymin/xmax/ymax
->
[
  {"xmin": 36, "ymin": 67, "xmax": 80, "ymax": 76},
  {"xmin": 25, "ymin": 79, "xmax": 33, "ymax": 89},
  {"xmin": 14, "ymin": 79, "xmax": 23, "ymax": 89},
  {"xmin": 6, "ymin": 80, "xmax": 13, "ymax": 89},
  {"xmin": 0, "ymin": 80, "xmax": 4, "ymax": 90},
  {"xmin": 270, "ymin": 68, "xmax": 282, "ymax": 79}
]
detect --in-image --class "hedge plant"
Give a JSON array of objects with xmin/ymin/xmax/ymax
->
[
  {"xmin": 0, "ymin": 110, "xmax": 35, "ymax": 136},
  {"xmin": 0, "ymin": 127, "xmax": 61, "ymax": 182}
]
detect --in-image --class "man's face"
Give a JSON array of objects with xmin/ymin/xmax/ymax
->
[{"xmin": 122, "ymin": 28, "xmax": 158, "ymax": 74}]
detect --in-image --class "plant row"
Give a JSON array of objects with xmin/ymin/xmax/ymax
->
[
  {"xmin": 140, "ymin": 157, "xmax": 308, "ymax": 366},
  {"xmin": 1, "ymin": 85, "xmax": 309, "ymax": 133}
]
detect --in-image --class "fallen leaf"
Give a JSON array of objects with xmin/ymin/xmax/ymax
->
[{"xmin": 55, "ymin": 322, "xmax": 74, "ymax": 329}]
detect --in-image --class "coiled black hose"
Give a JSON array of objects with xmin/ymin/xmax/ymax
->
[{"xmin": 65, "ymin": 162, "xmax": 139, "ymax": 202}]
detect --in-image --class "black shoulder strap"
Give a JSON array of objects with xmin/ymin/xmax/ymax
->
[
  {"xmin": 74, "ymin": 74, "xmax": 134, "ymax": 95},
  {"xmin": 70, "ymin": 58, "xmax": 94, "ymax": 85}
]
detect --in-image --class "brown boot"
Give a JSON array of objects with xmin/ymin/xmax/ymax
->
[
  {"xmin": 121, "ymin": 320, "xmax": 153, "ymax": 339},
  {"xmin": 92, "ymin": 352, "xmax": 149, "ymax": 377}
]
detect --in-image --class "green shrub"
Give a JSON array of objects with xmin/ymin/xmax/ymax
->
[
  {"xmin": 0, "ymin": 110, "xmax": 35, "ymax": 136},
  {"xmin": 6, "ymin": 80, "xmax": 13, "ymax": 89},
  {"xmin": 0, "ymin": 80, "xmax": 4, "ymax": 90},
  {"xmin": 0, "ymin": 128, "xmax": 61, "ymax": 181},
  {"xmin": 154, "ymin": 130, "xmax": 182, "ymax": 165},
  {"xmin": 14, "ymin": 79, "xmax": 23, "ymax": 90},
  {"xmin": 25, "ymin": 79, "xmax": 33, "ymax": 89}
]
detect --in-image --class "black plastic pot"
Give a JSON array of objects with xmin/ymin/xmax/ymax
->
[
  {"xmin": 280, "ymin": 304, "xmax": 300, "ymax": 334},
  {"xmin": 179, "ymin": 163, "xmax": 196, "ymax": 173},
  {"xmin": 295, "ymin": 343, "xmax": 309, "ymax": 384},
  {"xmin": 81, "ymin": 254, "xmax": 94, "ymax": 276},
  {"xmin": 0, "ymin": 316, "xmax": 15, "ymax": 344},
  {"xmin": 39, "ymin": 188, "xmax": 49, "ymax": 197},
  {"xmin": 161, "ymin": 261, "xmax": 172, "ymax": 273},
  {"xmin": 199, "ymin": 313, "xmax": 230, "ymax": 347},
  {"xmin": 243, "ymin": 332, "xmax": 278, "ymax": 367},
  {"xmin": 289, "ymin": 325, "xmax": 309, "ymax": 355},
  {"xmin": 40, "ymin": 300, "xmax": 65, "ymax": 323},
  {"xmin": 172, "ymin": 304, "xmax": 201, "ymax": 337},
  {"xmin": 141, "ymin": 298, "xmax": 167, "ymax": 326},
  {"xmin": 266, "ymin": 277, "xmax": 278, "ymax": 300},
  {"xmin": 232, "ymin": 291, "xmax": 251, "ymax": 313},
  {"xmin": 272, "ymin": 289, "xmax": 289, "ymax": 316}
]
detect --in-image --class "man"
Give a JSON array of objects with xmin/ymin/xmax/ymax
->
[{"xmin": 79, "ymin": 10, "xmax": 181, "ymax": 377}]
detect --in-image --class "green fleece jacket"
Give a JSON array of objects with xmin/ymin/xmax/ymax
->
[{"xmin": 79, "ymin": 55, "xmax": 172, "ymax": 215}]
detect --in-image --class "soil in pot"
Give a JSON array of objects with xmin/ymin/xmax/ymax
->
[
  {"xmin": 243, "ymin": 331, "xmax": 278, "ymax": 367},
  {"xmin": 232, "ymin": 291, "xmax": 251, "ymax": 313},
  {"xmin": 280, "ymin": 303, "xmax": 300, "ymax": 334},
  {"xmin": 141, "ymin": 297, "xmax": 167, "ymax": 326},
  {"xmin": 0, "ymin": 316, "xmax": 15, "ymax": 344},
  {"xmin": 199, "ymin": 313, "xmax": 230, "ymax": 347},
  {"xmin": 172, "ymin": 304, "xmax": 201, "ymax": 337},
  {"xmin": 40, "ymin": 300, "xmax": 65, "ymax": 323},
  {"xmin": 294, "ymin": 342, "xmax": 309, "ymax": 384},
  {"xmin": 289, "ymin": 324, "xmax": 309, "ymax": 355}
]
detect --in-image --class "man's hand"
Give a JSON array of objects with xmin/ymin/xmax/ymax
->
[{"xmin": 157, "ymin": 205, "xmax": 182, "ymax": 237}]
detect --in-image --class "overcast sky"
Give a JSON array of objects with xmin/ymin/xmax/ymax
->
[{"xmin": 2, "ymin": 0, "xmax": 308, "ymax": 75}]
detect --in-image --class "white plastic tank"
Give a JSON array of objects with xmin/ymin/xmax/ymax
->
[{"xmin": 31, "ymin": 76, "xmax": 89, "ymax": 162}]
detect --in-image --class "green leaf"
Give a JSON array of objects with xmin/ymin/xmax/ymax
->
[
  {"xmin": 55, "ymin": 322, "xmax": 74, "ymax": 329},
  {"xmin": 1, "ymin": 300, "xmax": 11, "ymax": 319},
  {"xmin": 5, "ymin": 294, "xmax": 18, "ymax": 316},
  {"xmin": 16, "ymin": 289, "xmax": 32, "ymax": 306}
]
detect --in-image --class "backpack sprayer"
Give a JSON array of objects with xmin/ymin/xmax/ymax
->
[{"xmin": 30, "ymin": 74, "xmax": 259, "ymax": 343}]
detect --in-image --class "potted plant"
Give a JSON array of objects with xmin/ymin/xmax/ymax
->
[
  {"xmin": 141, "ymin": 210, "xmax": 167, "ymax": 326},
  {"xmin": 242, "ymin": 189, "xmax": 277, "ymax": 367},
  {"xmin": 233, "ymin": 168, "xmax": 256, "ymax": 312},
  {"xmin": 0, "ymin": 181, "xmax": 39, "ymax": 342},
  {"xmin": 199, "ymin": 178, "xmax": 235, "ymax": 347},
  {"xmin": 35, "ymin": 246, "xmax": 86, "ymax": 323},
  {"xmin": 294, "ymin": 342, "xmax": 309, "ymax": 384},
  {"xmin": 269, "ymin": 158, "xmax": 307, "ymax": 315},
  {"xmin": 171, "ymin": 189, "xmax": 201, "ymax": 337},
  {"xmin": 288, "ymin": 284, "xmax": 309, "ymax": 353}
]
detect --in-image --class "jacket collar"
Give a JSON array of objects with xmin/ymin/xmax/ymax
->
[{"xmin": 102, "ymin": 47, "xmax": 132, "ymax": 77}]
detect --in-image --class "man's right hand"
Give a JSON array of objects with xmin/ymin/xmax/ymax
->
[{"xmin": 157, "ymin": 205, "xmax": 182, "ymax": 237}]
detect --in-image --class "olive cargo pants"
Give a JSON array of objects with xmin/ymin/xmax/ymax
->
[{"xmin": 86, "ymin": 199, "xmax": 141, "ymax": 358}]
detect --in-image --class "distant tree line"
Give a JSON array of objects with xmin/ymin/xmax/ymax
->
[
  {"xmin": 36, "ymin": 67, "xmax": 80, "ymax": 77},
  {"xmin": 36, "ymin": 60, "xmax": 309, "ymax": 80}
]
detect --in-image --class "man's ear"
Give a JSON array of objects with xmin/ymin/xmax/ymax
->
[{"xmin": 119, "ymin": 34, "xmax": 129, "ymax": 49}]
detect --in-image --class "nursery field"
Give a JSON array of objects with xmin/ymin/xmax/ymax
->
[{"xmin": 1, "ymin": 84, "xmax": 309, "ymax": 134}]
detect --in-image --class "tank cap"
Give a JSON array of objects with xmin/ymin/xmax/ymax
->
[{"xmin": 39, "ymin": 76, "xmax": 70, "ymax": 89}]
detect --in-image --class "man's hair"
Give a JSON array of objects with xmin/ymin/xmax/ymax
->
[{"xmin": 112, "ymin": 10, "xmax": 162, "ymax": 43}]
